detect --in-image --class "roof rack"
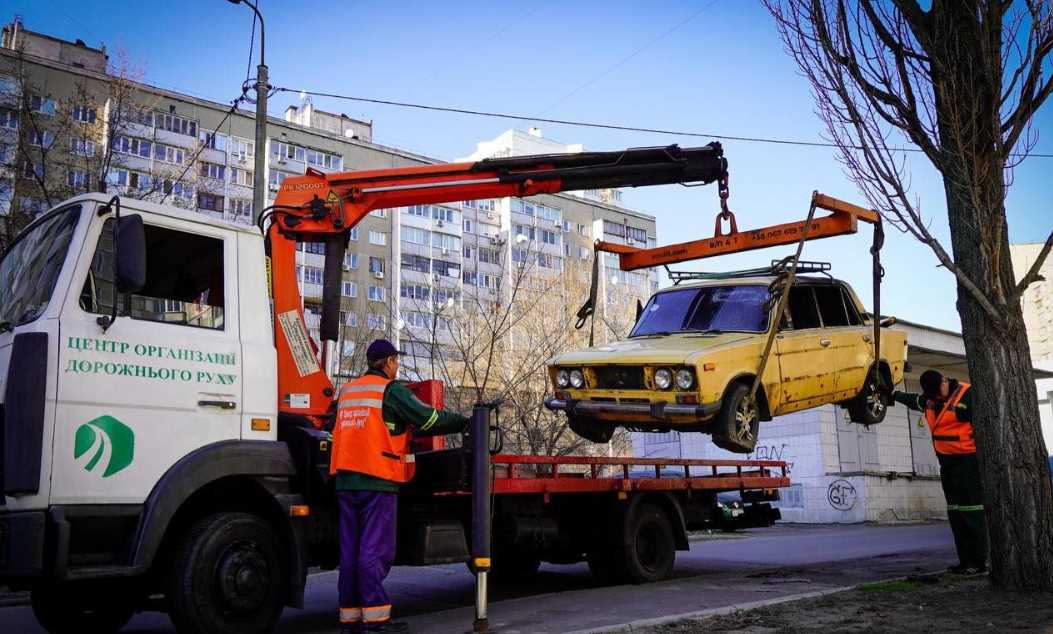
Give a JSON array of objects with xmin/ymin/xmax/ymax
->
[{"xmin": 668, "ymin": 257, "xmax": 833, "ymax": 285}]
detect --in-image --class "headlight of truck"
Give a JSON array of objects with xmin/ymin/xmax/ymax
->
[
  {"xmin": 569, "ymin": 369, "xmax": 585, "ymax": 388},
  {"xmin": 556, "ymin": 369, "xmax": 570, "ymax": 388},
  {"xmin": 655, "ymin": 368, "xmax": 673, "ymax": 390},
  {"xmin": 675, "ymin": 368, "xmax": 695, "ymax": 390}
]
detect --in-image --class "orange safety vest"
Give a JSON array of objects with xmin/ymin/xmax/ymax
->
[
  {"xmin": 924, "ymin": 382, "xmax": 976, "ymax": 455},
  {"xmin": 330, "ymin": 374, "xmax": 416, "ymax": 483}
]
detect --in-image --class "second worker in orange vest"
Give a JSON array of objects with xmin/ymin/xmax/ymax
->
[
  {"xmin": 331, "ymin": 339, "xmax": 469, "ymax": 633},
  {"xmin": 891, "ymin": 369, "xmax": 987, "ymax": 576}
]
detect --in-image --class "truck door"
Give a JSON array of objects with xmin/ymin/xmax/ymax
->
[
  {"xmin": 52, "ymin": 212, "xmax": 242, "ymax": 505},
  {"xmin": 775, "ymin": 285, "xmax": 838, "ymax": 411}
]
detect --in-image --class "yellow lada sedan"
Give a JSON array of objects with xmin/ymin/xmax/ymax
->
[{"xmin": 545, "ymin": 273, "xmax": 907, "ymax": 453}]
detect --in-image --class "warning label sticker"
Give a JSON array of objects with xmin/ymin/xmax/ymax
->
[{"xmin": 277, "ymin": 310, "xmax": 321, "ymax": 377}]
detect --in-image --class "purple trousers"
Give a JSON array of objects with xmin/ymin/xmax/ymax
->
[{"xmin": 338, "ymin": 490, "xmax": 397, "ymax": 625}]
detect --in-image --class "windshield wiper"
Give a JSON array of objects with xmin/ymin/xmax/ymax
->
[{"xmin": 630, "ymin": 330, "xmax": 672, "ymax": 338}]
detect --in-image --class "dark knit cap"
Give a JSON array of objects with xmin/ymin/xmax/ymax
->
[{"xmin": 920, "ymin": 370, "xmax": 943, "ymax": 399}]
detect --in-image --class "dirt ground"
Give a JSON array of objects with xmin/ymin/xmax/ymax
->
[{"xmin": 644, "ymin": 575, "xmax": 1053, "ymax": 634}]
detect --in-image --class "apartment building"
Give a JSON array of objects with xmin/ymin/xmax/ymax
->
[
  {"xmin": 1011, "ymin": 242, "xmax": 1053, "ymax": 454},
  {"xmin": 1, "ymin": 17, "xmax": 662, "ymax": 387}
]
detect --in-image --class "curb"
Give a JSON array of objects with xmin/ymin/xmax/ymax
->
[{"xmin": 563, "ymin": 571, "xmax": 945, "ymax": 634}]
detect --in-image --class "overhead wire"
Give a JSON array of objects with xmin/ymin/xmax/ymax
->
[
  {"xmin": 159, "ymin": 93, "xmax": 247, "ymax": 205},
  {"xmin": 272, "ymin": 87, "xmax": 1053, "ymax": 158}
]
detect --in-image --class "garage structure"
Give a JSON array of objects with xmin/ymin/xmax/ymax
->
[{"xmin": 633, "ymin": 319, "xmax": 1053, "ymax": 523}]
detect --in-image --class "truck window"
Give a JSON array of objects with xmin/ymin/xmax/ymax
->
[
  {"xmin": 786, "ymin": 286, "xmax": 821, "ymax": 329},
  {"xmin": 814, "ymin": 285, "xmax": 849, "ymax": 327},
  {"xmin": 0, "ymin": 206, "xmax": 80, "ymax": 328},
  {"xmin": 80, "ymin": 221, "xmax": 226, "ymax": 330}
]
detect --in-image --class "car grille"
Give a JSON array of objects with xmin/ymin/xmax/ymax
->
[{"xmin": 592, "ymin": 366, "xmax": 645, "ymax": 390}]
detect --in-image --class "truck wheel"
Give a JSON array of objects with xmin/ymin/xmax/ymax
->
[
  {"xmin": 167, "ymin": 512, "xmax": 286, "ymax": 634},
  {"xmin": 568, "ymin": 416, "xmax": 614, "ymax": 444},
  {"xmin": 847, "ymin": 365, "xmax": 888, "ymax": 425},
  {"xmin": 712, "ymin": 382, "xmax": 760, "ymax": 454},
  {"xmin": 31, "ymin": 582, "xmax": 135, "ymax": 633},
  {"xmin": 620, "ymin": 503, "xmax": 676, "ymax": 583}
]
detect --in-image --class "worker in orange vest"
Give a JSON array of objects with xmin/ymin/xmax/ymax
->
[
  {"xmin": 330, "ymin": 339, "xmax": 468, "ymax": 633},
  {"xmin": 889, "ymin": 369, "xmax": 987, "ymax": 575}
]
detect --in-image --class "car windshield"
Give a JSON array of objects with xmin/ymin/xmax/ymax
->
[
  {"xmin": 0, "ymin": 206, "xmax": 80, "ymax": 329},
  {"xmin": 630, "ymin": 284, "xmax": 770, "ymax": 337}
]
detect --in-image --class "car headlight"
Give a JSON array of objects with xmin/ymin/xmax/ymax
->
[
  {"xmin": 675, "ymin": 368, "xmax": 695, "ymax": 390},
  {"xmin": 556, "ymin": 369, "xmax": 570, "ymax": 388},
  {"xmin": 654, "ymin": 368, "xmax": 673, "ymax": 390},
  {"xmin": 569, "ymin": 369, "xmax": 585, "ymax": 388}
]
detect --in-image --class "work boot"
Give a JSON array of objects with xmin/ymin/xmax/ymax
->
[
  {"xmin": 947, "ymin": 563, "xmax": 986, "ymax": 576},
  {"xmin": 363, "ymin": 621, "xmax": 410, "ymax": 633}
]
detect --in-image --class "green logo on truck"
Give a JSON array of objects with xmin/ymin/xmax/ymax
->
[{"xmin": 74, "ymin": 415, "xmax": 135, "ymax": 478}]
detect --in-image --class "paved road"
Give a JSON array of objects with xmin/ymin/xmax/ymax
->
[{"xmin": 0, "ymin": 522, "xmax": 955, "ymax": 633}]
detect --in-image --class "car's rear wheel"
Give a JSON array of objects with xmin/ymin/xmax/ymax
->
[
  {"xmin": 568, "ymin": 416, "xmax": 614, "ymax": 443},
  {"xmin": 713, "ymin": 382, "xmax": 760, "ymax": 453},
  {"xmin": 847, "ymin": 365, "xmax": 888, "ymax": 425}
]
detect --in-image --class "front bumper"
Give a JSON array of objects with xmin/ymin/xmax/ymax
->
[
  {"xmin": 0, "ymin": 511, "xmax": 46, "ymax": 581},
  {"xmin": 544, "ymin": 397, "xmax": 721, "ymax": 421}
]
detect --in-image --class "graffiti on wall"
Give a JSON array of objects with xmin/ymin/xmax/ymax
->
[
  {"xmin": 827, "ymin": 479, "xmax": 858, "ymax": 511},
  {"xmin": 749, "ymin": 443, "xmax": 793, "ymax": 475}
]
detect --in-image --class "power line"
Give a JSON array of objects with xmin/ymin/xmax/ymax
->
[
  {"xmin": 541, "ymin": 0, "xmax": 717, "ymax": 116},
  {"xmin": 273, "ymin": 87, "xmax": 1053, "ymax": 158}
]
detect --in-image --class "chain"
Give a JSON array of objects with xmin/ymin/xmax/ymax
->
[{"xmin": 718, "ymin": 173, "xmax": 731, "ymax": 216}]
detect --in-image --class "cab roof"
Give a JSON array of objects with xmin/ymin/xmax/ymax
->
[{"xmin": 52, "ymin": 193, "xmax": 263, "ymax": 236}]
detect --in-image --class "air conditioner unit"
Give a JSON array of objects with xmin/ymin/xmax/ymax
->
[
  {"xmin": 442, "ymin": 248, "xmax": 450, "ymax": 255},
  {"xmin": 342, "ymin": 263, "xmax": 351, "ymax": 271},
  {"xmin": 553, "ymin": 219, "xmax": 561, "ymax": 227},
  {"xmin": 436, "ymin": 219, "xmax": 444, "ymax": 227},
  {"xmin": 486, "ymin": 212, "xmax": 495, "ymax": 220},
  {"xmin": 489, "ymin": 236, "xmax": 501, "ymax": 245},
  {"xmin": 373, "ymin": 270, "xmax": 384, "ymax": 279}
]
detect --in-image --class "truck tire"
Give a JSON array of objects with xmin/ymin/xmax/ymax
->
[
  {"xmin": 712, "ymin": 382, "xmax": 760, "ymax": 454},
  {"xmin": 167, "ymin": 512, "xmax": 286, "ymax": 634},
  {"xmin": 847, "ymin": 365, "xmax": 888, "ymax": 425},
  {"xmin": 31, "ymin": 581, "xmax": 135, "ymax": 633},
  {"xmin": 620, "ymin": 503, "xmax": 676, "ymax": 584}
]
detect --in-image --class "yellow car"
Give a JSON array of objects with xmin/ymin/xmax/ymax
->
[{"xmin": 545, "ymin": 268, "xmax": 907, "ymax": 452}]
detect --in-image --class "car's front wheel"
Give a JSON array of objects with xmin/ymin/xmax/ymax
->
[
  {"xmin": 712, "ymin": 382, "xmax": 760, "ymax": 453},
  {"xmin": 847, "ymin": 365, "xmax": 888, "ymax": 425}
]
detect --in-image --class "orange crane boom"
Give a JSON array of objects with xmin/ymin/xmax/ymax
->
[{"xmin": 266, "ymin": 144, "xmax": 728, "ymax": 426}]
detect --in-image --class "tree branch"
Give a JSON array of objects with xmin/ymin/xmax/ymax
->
[{"xmin": 1010, "ymin": 229, "xmax": 1053, "ymax": 302}]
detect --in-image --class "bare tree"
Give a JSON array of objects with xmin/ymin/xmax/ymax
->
[{"xmin": 765, "ymin": 0, "xmax": 1053, "ymax": 589}]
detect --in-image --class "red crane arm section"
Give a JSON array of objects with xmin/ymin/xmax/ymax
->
[{"xmin": 266, "ymin": 144, "xmax": 727, "ymax": 426}]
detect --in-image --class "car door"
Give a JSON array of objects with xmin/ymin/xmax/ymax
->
[
  {"xmin": 817, "ymin": 284, "xmax": 871, "ymax": 401},
  {"xmin": 52, "ymin": 210, "xmax": 242, "ymax": 505},
  {"xmin": 774, "ymin": 284, "xmax": 839, "ymax": 412}
]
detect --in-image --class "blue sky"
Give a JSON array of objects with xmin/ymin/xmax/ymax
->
[{"xmin": 10, "ymin": 0, "xmax": 1051, "ymax": 331}]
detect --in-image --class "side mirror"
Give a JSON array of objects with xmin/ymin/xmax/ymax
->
[
  {"xmin": 115, "ymin": 214, "xmax": 146, "ymax": 294},
  {"xmin": 635, "ymin": 299, "xmax": 644, "ymax": 324}
]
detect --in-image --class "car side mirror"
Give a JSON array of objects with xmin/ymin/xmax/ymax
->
[
  {"xmin": 635, "ymin": 299, "xmax": 644, "ymax": 324},
  {"xmin": 116, "ymin": 214, "xmax": 146, "ymax": 294}
]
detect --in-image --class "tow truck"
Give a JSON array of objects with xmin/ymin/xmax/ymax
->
[{"xmin": 0, "ymin": 143, "xmax": 790, "ymax": 633}]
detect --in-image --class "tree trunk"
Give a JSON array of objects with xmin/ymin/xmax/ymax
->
[{"xmin": 932, "ymin": 2, "xmax": 1053, "ymax": 590}]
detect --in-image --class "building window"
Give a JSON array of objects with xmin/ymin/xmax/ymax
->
[
  {"xmin": 401, "ymin": 284, "xmax": 430, "ymax": 301},
  {"xmin": 228, "ymin": 198, "xmax": 253, "ymax": 219},
  {"xmin": 512, "ymin": 248, "xmax": 528, "ymax": 263},
  {"xmin": 344, "ymin": 253, "xmax": 358, "ymax": 269},
  {"xmin": 163, "ymin": 179, "xmax": 193, "ymax": 201},
  {"xmin": 626, "ymin": 226, "xmax": 647, "ymax": 244},
  {"xmin": 432, "ymin": 206, "xmax": 454, "ymax": 222},
  {"xmin": 540, "ymin": 229, "xmax": 558, "ymax": 245},
  {"xmin": 271, "ymin": 141, "xmax": 305, "ymax": 162},
  {"xmin": 463, "ymin": 270, "xmax": 477, "ymax": 285},
  {"xmin": 67, "ymin": 168, "xmax": 89, "ymax": 189},
  {"xmin": 463, "ymin": 245, "xmax": 473, "ymax": 259},
  {"xmin": 155, "ymin": 112, "xmax": 197, "ymax": 137},
  {"xmin": 349, "ymin": 227, "xmax": 358, "ymax": 241},
  {"xmin": 230, "ymin": 137, "xmax": 254, "ymax": 160},
  {"xmin": 401, "ymin": 253, "xmax": 430, "ymax": 274},
  {"xmin": 433, "ymin": 259, "xmax": 460, "ymax": 278},
  {"xmin": 302, "ymin": 242, "xmax": 326, "ymax": 255},
  {"xmin": 0, "ymin": 109, "xmax": 17, "ymax": 129},
  {"xmin": 29, "ymin": 130, "xmax": 54, "ymax": 147},
  {"xmin": 305, "ymin": 149, "xmax": 341, "ymax": 169},
  {"xmin": 230, "ymin": 167, "xmax": 253, "ymax": 186},
  {"xmin": 479, "ymin": 248, "xmax": 500, "ymax": 265},
  {"xmin": 269, "ymin": 170, "xmax": 291, "ymax": 190},
  {"xmin": 298, "ymin": 265, "xmax": 323, "ymax": 285},
  {"xmin": 514, "ymin": 224, "xmax": 535, "ymax": 241},
  {"xmin": 342, "ymin": 281, "xmax": 358, "ymax": 297},
  {"xmin": 402, "ymin": 226, "xmax": 430, "ymax": 246},
  {"xmin": 368, "ymin": 230, "xmax": 387, "ymax": 246},
  {"xmin": 112, "ymin": 135, "xmax": 151, "ymax": 158},
  {"xmin": 197, "ymin": 192, "xmax": 225, "ymax": 212},
  {"xmin": 30, "ymin": 95, "xmax": 56, "ymax": 115},
  {"xmin": 463, "ymin": 219, "xmax": 472, "ymax": 233},
  {"xmin": 72, "ymin": 105, "xmax": 97, "ymax": 123},
  {"xmin": 21, "ymin": 161, "xmax": 42, "ymax": 179},
  {"xmin": 368, "ymin": 285, "xmax": 385, "ymax": 302},
  {"xmin": 369, "ymin": 256, "xmax": 385, "ymax": 274},
  {"xmin": 370, "ymin": 209, "xmax": 387, "ymax": 218},
  {"xmin": 70, "ymin": 137, "xmax": 95, "ymax": 157},
  {"xmin": 154, "ymin": 143, "xmax": 186, "ymax": 165},
  {"xmin": 432, "ymin": 232, "xmax": 460, "ymax": 253},
  {"xmin": 110, "ymin": 169, "xmax": 151, "ymax": 191},
  {"xmin": 366, "ymin": 314, "xmax": 385, "ymax": 330},
  {"xmin": 200, "ymin": 162, "xmax": 225, "ymax": 180},
  {"xmin": 200, "ymin": 130, "xmax": 227, "ymax": 151},
  {"xmin": 346, "ymin": 312, "xmax": 358, "ymax": 328}
]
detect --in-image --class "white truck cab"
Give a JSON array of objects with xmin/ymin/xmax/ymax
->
[{"xmin": 0, "ymin": 194, "xmax": 305, "ymax": 633}]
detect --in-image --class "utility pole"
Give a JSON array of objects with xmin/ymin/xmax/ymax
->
[{"xmin": 226, "ymin": 0, "xmax": 267, "ymax": 224}]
